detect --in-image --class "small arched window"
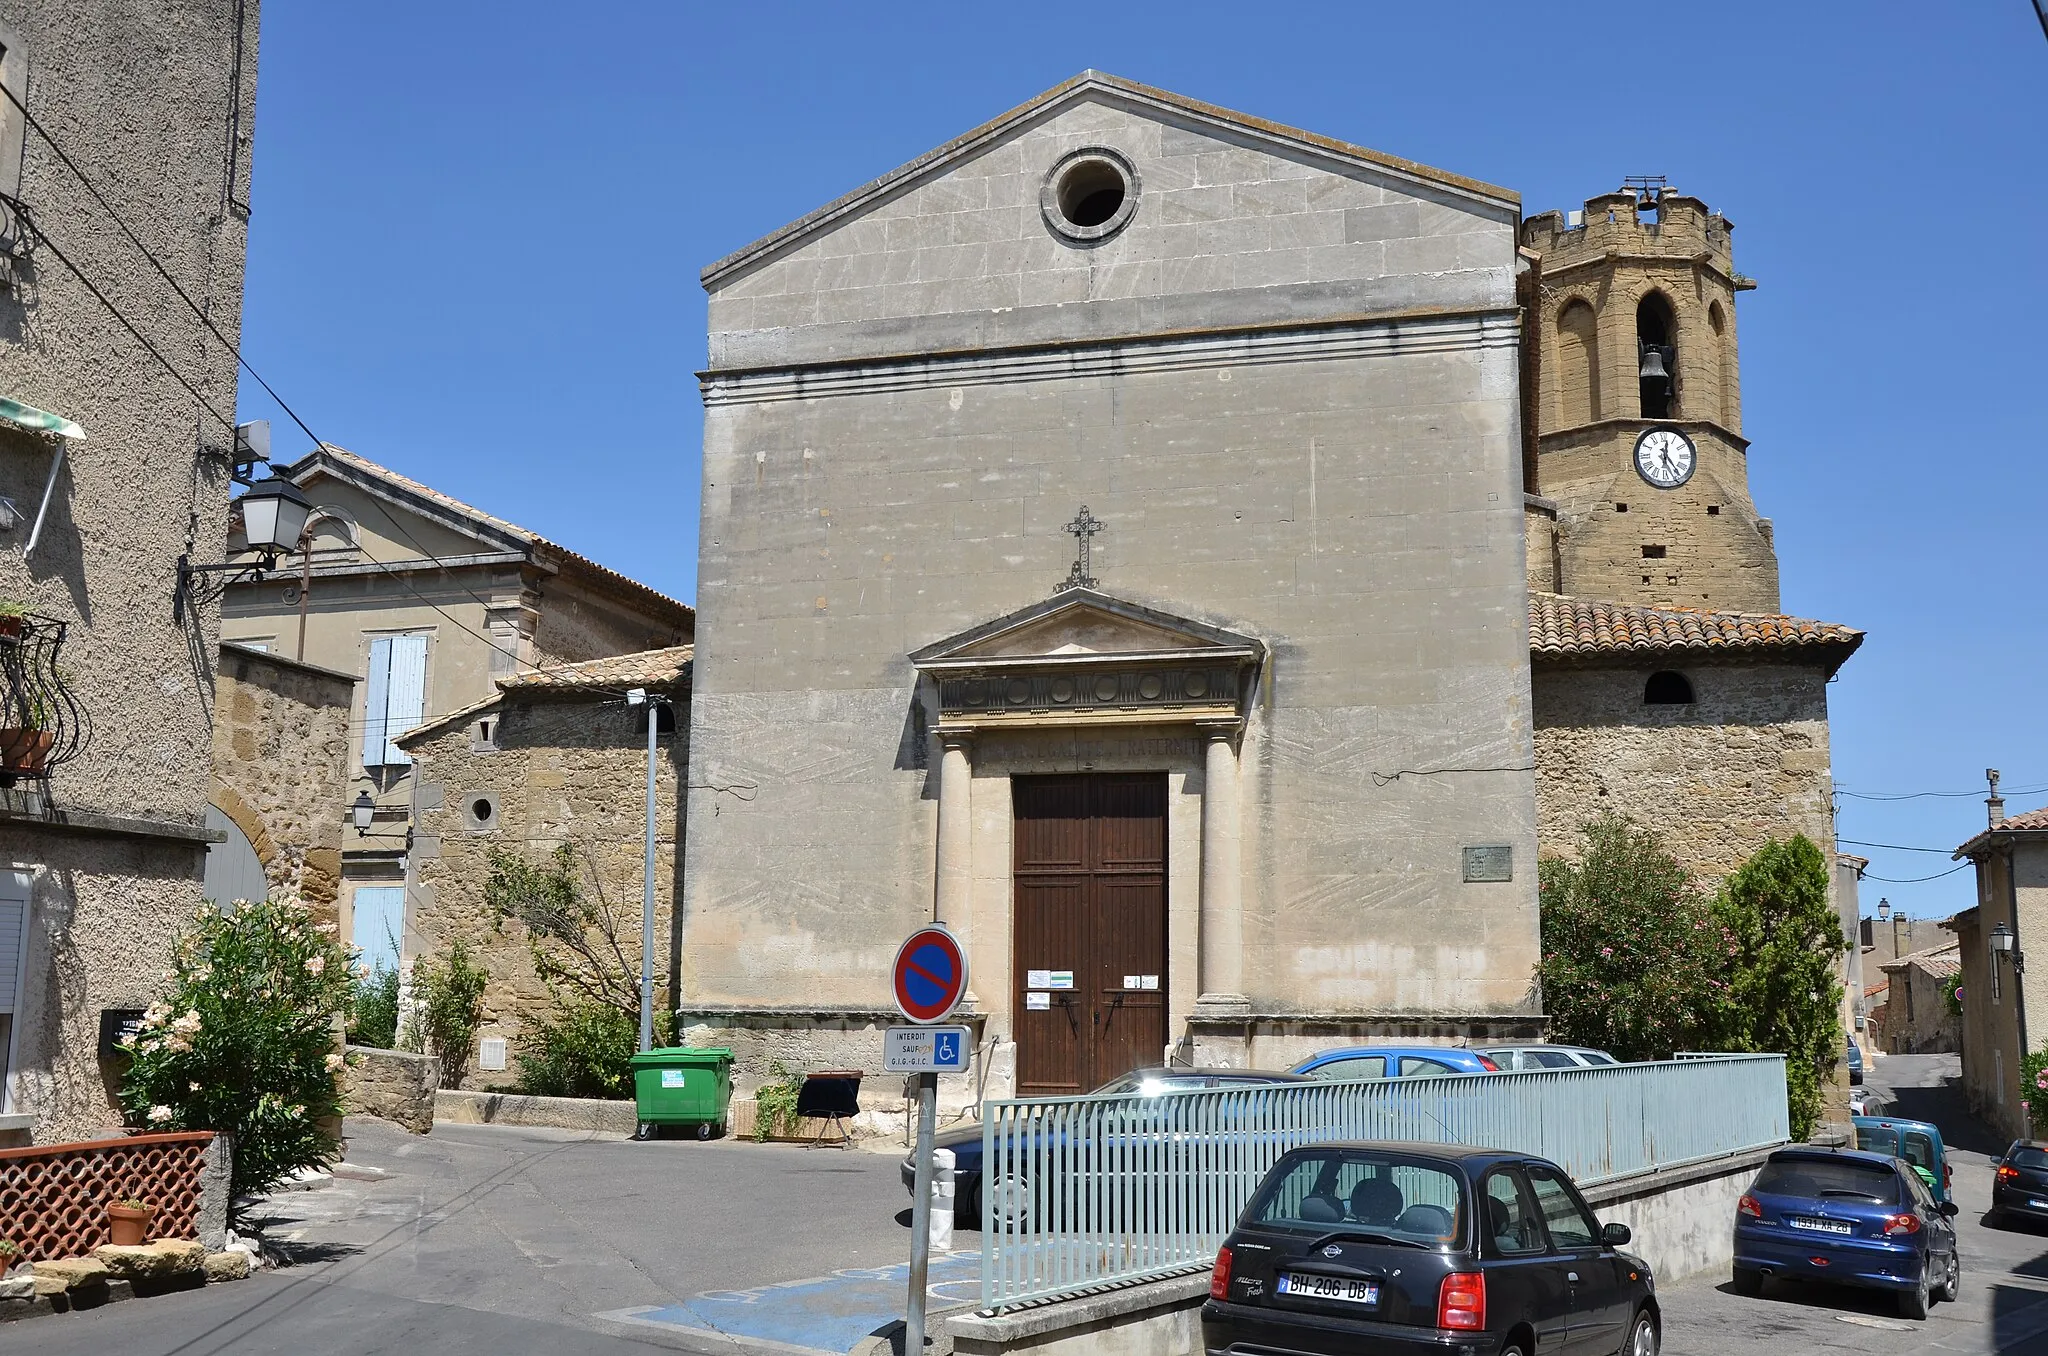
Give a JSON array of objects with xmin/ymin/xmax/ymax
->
[
  {"xmin": 1636, "ymin": 292, "xmax": 1678, "ymax": 419},
  {"xmin": 1707, "ymin": 300, "xmax": 1732, "ymax": 426},
  {"xmin": 1644, "ymin": 671, "xmax": 1695, "ymax": 705},
  {"xmin": 305, "ymin": 511, "xmax": 358, "ymax": 556}
]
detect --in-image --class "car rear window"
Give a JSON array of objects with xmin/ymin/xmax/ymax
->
[
  {"xmin": 1753, "ymin": 1157, "xmax": 1899, "ymax": 1203},
  {"xmin": 1306, "ymin": 1055, "xmax": 1387, "ymax": 1081},
  {"xmin": 2012, "ymin": 1148, "xmax": 2048, "ymax": 1171},
  {"xmin": 1248, "ymin": 1150, "xmax": 1465, "ymax": 1246},
  {"xmin": 1528, "ymin": 1051, "xmax": 1577, "ymax": 1069}
]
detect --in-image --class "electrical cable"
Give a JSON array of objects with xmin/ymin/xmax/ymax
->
[
  {"xmin": 1372, "ymin": 765, "xmax": 1536, "ymax": 787},
  {"xmin": 3, "ymin": 197, "xmax": 237, "ymax": 433},
  {"xmin": 0, "ymin": 85, "xmax": 670, "ymax": 688},
  {"xmin": 1835, "ymin": 838, "xmax": 1963, "ymax": 855},
  {"xmin": 1857, "ymin": 862, "xmax": 1972, "ymax": 885},
  {"xmin": 1836, "ymin": 783, "xmax": 2048, "ymax": 803}
]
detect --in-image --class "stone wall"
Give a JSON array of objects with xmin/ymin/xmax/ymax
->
[
  {"xmin": 406, "ymin": 692, "xmax": 687, "ymax": 1086},
  {"xmin": 210, "ymin": 645, "xmax": 354, "ymax": 915},
  {"xmin": 1532, "ymin": 661, "xmax": 1834, "ymax": 886},
  {"xmin": 0, "ymin": 1, "xmax": 259, "ymax": 1144},
  {"xmin": 340, "ymin": 1045, "xmax": 439, "ymax": 1134}
]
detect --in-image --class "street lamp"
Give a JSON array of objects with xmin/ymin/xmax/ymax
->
[
  {"xmin": 351, "ymin": 790, "xmax": 376, "ymax": 835},
  {"xmin": 1876, "ymin": 897, "xmax": 1891, "ymax": 922},
  {"xmin": 173, "ymin": 468, "xmax": 315, "ymax": 623},
  {"xmin": 1992, "ymin": 922, "xmax": 2015, "ymax": 954}
]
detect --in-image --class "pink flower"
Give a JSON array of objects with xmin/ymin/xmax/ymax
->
[{"xmin": 304, "ymin": 956, "xmax": 326, "ymax": 976}]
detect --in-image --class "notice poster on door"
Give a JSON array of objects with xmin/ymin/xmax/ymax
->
[
  {"xmin": 1139, "ymin": 975, "xmax": 1159, "ymax": 990},
  {"xmin": 1026, "ymin": 969, "xmax": 1052, "ymax": 989},
  {"xmin": 1025, "ymin": 991, "xmax": 1051, "ymax": 1010},
  {"xmin": 1048, "ymin": 971, "xmax": 1074, "ymax": 989}
]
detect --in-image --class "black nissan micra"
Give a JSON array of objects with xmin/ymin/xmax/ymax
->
[{"xmin": 1203, "ymin": 1142, "xmax": 1659, "ymax": 1356}]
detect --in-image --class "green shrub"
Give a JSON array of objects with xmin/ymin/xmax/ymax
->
[
  {"xmin": 1537, "ymin": 814, "xmax": 1737, "ymax": 1062},
  {"xmin": 118, "ymin": 896, "xmax": 357, "ymax": 1213},
  {"xmin": 348, "ymin": 963, "xmax": 400, "ymax": 1050},
  {"xmin": 401, "ymin": 940, "xmax": 488, "ymax": 1088},
  {"xmin": 752, "ymin": 1062, "xmax": 805, "ymax": 1141},
  {"xmin": 512, "ymin": 1000, "xmax": 674, "ymax": 1100}
]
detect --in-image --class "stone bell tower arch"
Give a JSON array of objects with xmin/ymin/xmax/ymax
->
[{"xmin": 1520, "ymin": 179, "xmax": 1780, "ymax": 613}]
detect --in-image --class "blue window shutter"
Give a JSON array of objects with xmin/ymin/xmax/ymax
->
[
  {"xmin": 382, "ymin": 634, "xmax": 428, "ymax": 765},
  {"xmin": 361, "ymin": 636, "xmax": 392, "ymax": 769}
]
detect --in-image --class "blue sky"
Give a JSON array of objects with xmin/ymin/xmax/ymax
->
[{"xmin": 235, "ymin": 3, "xmax": 2047, "ymax": 918}]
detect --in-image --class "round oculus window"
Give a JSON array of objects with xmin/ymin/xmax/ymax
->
[{"xmin": 1042, "ymin": 148, "xmax": 1140, "ymax": 243}]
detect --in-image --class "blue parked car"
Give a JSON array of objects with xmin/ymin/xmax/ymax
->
[
  {"xmin": 1734, "ymin": 1145, "xmax": 1959, "ymax": 1319},
  {"xmin": 1846, "ymin": 1038, "xmax": 1864, "ymax": 1086},
  {"xmin": 1290, "ymin": 1046, "xmax": 1501, "ymax": 1080}
]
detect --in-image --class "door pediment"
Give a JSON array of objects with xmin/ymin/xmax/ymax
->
[{"xmin": 910, "ymin": 589, "xmax": 1263, "ymax": 732}]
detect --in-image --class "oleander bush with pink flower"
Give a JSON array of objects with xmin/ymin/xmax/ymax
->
[{"xmin": 118, "ymin": 896, "xmax": 358, "ymax": 1212}]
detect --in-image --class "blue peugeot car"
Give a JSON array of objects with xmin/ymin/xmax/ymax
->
[{"xmin": 1733, "ymin": 1145, "xmax": 1960, "ymax": 1319}]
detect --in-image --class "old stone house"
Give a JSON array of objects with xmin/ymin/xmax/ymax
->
[
  {"xmin": 218, "ymin": 447, "xmax": 691, "ymax": 976},
  {"xmin": 678, "ymin": 72, "xmax": 1861, "ymax": 1099},
  {"xmin": 1873, "ymin": 942, "xmax": 1960, "ymax": 1056},
  {"xmin": 0, "ymin": 0, "xmax": 260, "ymax": 1143},
  {"xmin": 395, "ymin": 647, "xmax": 689, "ymax": 1084},
  {"xmin": 206, "ymin": 642, "xmax": 354, "ymax": 917},
  {"xmin": 1951, "ymin": 796, "xmax": 2048, "ymax": 1140}
]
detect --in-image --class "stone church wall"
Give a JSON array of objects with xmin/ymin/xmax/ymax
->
[
  {"xmin": 405, "ymin": 695, "xmax": 686, "ymax": 1088},
  {"xmin": 1531, "ymin": 661, "xmax": 1834, "ymax": 885}
]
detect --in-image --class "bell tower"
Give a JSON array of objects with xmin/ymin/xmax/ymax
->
[{"xmin": 1519, "ymin": 179, "xmax": 1780, "ymax": 613}]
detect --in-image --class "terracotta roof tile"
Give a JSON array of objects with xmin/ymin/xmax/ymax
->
[
  {"xmin": 497, "ymin": 646, "xmax": 694, "ymax": 693},
  {"xmin": 1991, "ymin": 806, "xmax": 2048, "ymax": 833},
  {"xmin": 1952, "ymin": 804, "xmax": 2048, "ymax": 857},
  {"xmin": 1528, "ymin": 593, "xmax": 1862, "ymax": 673}
]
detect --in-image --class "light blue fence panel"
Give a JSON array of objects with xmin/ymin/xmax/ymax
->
[{"xmin": 979, "ymin": 1054, "xmax": 1787, "ymax": 1311}]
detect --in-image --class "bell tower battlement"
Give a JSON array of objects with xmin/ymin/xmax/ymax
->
[{"xmin": 1520, "ymin": 180, "xmax": 1779, "ymax": 614}]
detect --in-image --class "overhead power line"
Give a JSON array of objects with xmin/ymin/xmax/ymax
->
[
  {"xmin": 1837, "ymin": 783, "xmax": 2048, "ymax": 803},
  {"xmin": 1835, "ymin": 838, "xmax": 1960, "ymax": 855},
  {"xmin": 2, "ymin": 85, "xmax": 659, "ymax": 694},
  {"xmin": 1858, "ymin": 862, "xmax": 1972, "ymax": 885}
]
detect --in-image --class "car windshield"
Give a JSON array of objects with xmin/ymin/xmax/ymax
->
[
  {"xmin": 1247, "ymin": 1149, "xmax": 1465, "ymax": 1247},
  {"xmin": 2012, "ymin": 1148, "xmax": 2048, "ymax": 1171},
  {"xmin": 1753, "ymin": 1158, "xmax": 1899, "ymax": 1203}
]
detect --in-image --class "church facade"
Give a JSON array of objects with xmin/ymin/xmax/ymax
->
[{"xmin": 679, "ymin": 74, "xmax": 1858, "ymax": 1094}]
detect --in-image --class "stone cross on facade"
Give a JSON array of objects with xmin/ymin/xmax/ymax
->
[{"xmin": 1056, "ymin": 506, "xmax": 1103, "ymax": 594}]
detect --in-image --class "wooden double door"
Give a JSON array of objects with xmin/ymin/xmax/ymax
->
[{"xmin": 1012, "ymin": 773, "xmax": 1168, "ymax": 1096}]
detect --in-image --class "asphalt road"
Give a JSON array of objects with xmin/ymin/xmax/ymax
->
[
  {"xmin": 1659, "ymin": 1052, "xmax": 2046, "ymax": 1355},
  {"xmin": 8, "ymin": 1119, "xmax": 940, "ymax": 1356}
]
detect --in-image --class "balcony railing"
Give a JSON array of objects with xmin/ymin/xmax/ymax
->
[{"xmin": 0, "ymin": 611, "xmax": 89, "ymax": 791}]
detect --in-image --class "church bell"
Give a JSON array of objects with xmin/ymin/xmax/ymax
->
[{"xmin": 1638, "ymin": 345, "xmax": 1670, "ymax": 382}]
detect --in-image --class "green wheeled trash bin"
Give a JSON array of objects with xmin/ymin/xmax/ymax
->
[{"xmin": 630, "ymin": 1047, "xmax": 733, "ymax": 1141}]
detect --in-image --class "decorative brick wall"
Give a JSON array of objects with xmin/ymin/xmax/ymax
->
[{"xmin": 0, "ymin": 1130, "xmax": 213, "ymax": 1261}]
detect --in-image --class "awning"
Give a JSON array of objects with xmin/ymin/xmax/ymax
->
[{"xmin": 0, "ymin": 396, "xmax": 85, "ymax": 441}]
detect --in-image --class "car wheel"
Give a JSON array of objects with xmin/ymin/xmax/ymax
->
[
  {"xmin": 1732, "ymin": 1267, "xmax": 1762, "ymax": 1298},
  {"xmin": 1621, "ymin": 1308, "xmax": 1658, "ymax": 1356},
  {"xmin": 1938, "ymin": 1250, "xmax": 1960, "ymax": 1303},
  {"xmin": 980, "ymin": 1172, "xmax": 1035, "ymax": 1230},
  {"xmin": 1899, "ymin": 1269, "xmax": 1931, "ymax": 1320}
]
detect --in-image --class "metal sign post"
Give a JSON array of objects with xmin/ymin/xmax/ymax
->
[{"xmin": 890, "ymin": 927, "xmax": 968, "ymax": 1355}]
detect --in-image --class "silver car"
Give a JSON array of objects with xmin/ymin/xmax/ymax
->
[{"xmin": 1477, "ymin": 1044, "xmax": 1620, "ymax": 1071}]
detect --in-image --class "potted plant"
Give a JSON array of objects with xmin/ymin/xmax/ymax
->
[
  {"xmin": 106, "ymin": 1198, "xmax": 153, "ymax": 1247},
  {"xmin": 0, "ymin": 688, "xmax": 52, "ymax": 775},
  {"xmin": 0, "ymin": 602, "xmax": 22, "ymax": 640}
]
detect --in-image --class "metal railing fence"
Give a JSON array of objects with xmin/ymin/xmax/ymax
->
[{"xmin": 978, "ymin": 1054, "xmax": 1787, "ymax": 1311}]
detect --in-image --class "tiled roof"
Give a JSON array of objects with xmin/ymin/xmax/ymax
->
[
  {"xmin": 290, "ymin": 445, "xmax": 692, "ymax": 622},
  {"xmin": 1952, "ymin": 805, "xmax": 2048, "ymax": 857},
  {"xmin": 498, "ymin": 646, "xmax": 693, "ymax": 692},
  {"xmin": 1880, "ymin": 941, "xmax": 1961, "ymax": 978},
  {"xmin": 1529, "ymin": 593, "xmax": 1863, "ymax": 674}
]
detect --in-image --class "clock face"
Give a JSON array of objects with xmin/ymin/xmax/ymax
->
[{"xmin": 1634, "ymin": 427, "xmax": 1696, "ymax": 489}]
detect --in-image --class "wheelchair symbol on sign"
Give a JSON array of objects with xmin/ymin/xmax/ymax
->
[{"xmin": 934, "ymin": 1032, "xmax": 961, "ymax": 1066}]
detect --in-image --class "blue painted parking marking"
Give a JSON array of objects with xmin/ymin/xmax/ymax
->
[{"xmin": 597, "ymin": 1250, "xmax": 981, "ymax": 1355}]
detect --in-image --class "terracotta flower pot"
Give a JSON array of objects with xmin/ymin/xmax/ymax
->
[
  {"xmin": 0, "ymin": 615, "xmax": 21, "ymax": 639},
  {"xmin": 106, "ymin": 1201, "xmax": 153, "ymax": 1247},
  {"xmin": 0, "ymin": 729, "xmax": 52, "ymax": 774}
]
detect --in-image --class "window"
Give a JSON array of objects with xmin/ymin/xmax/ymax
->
[
  {"xmin": 0, "ymin": 869, "xmax": 27, "ymax": 1114},
  {"xmin": 0, "ymin": 23, "xmax": 25, "ymax": 201},
  {"xmin": 1528, "ymin": 1050, "xmax": 1578, "ymax": 1069},
  {"xmin": 1481, "ymin": 1170, "xmax": 1546, "ymax": 1256},
  {"xmin": 1041, "ymin": 148, "xmax": 1140, "ymax": 243},
  {"xmin": 1307, "ymin": 1055, "xmax": 1387, "ymax": 1081},
  {"xmin": 1644, "ymin": 671, "xmax": 1695, "ymax": 705},
  {"xmin": 1523, "ymin": 1165, "xmax": 1598, "ymax": 1248},
  {"xmin": 304, "ymin": 512, "xmax": 358, "ymax": 556},
  {"xmin": 1752, "ymin": 1156, "xmax": 1898, "ymax": 1203},
  {"xmin": 1246, "ymin": 1149, "xmax": 1465, "ymax": 1245},
  {"xmin": 1636, "ymin": 292, "xmax": 1678, "ymax": 420},
  {"xmin": 1708, "ymin": 301, "xmax": 1732, "ymax": 425},
  {"xmin": 361, "ymin": 634, "xmax": 429, "ymax": 768},
  {"xmin": 350, "ymin": 886, "xmax": 404, "ymax": 977},
  {"xmin": 1641, "ymin": 545, "xmax": 1667, "ymax": 559},
  {"xmin": 1398, "ymin": 1056, "xmax": 1458, "ymax": 1078}
]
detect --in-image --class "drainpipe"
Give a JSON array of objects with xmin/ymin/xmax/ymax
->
[{"xmin": 2010, "ymin": 841, "xmax": 2031, "ymax": 1139}]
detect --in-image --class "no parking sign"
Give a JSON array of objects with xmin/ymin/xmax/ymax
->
[{"xmin": 891, "ymin": 924, "xmax": 968, "ymax": 1024}]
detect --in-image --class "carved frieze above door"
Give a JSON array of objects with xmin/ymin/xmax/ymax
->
[{"xmin": 909, "ymin": 588, "xmax": 1263, "ymax": 735}]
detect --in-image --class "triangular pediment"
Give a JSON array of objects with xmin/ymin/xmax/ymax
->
[{"xmin": 911, "ymin": 589, "xmax": 1262, "ymax": 669}]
